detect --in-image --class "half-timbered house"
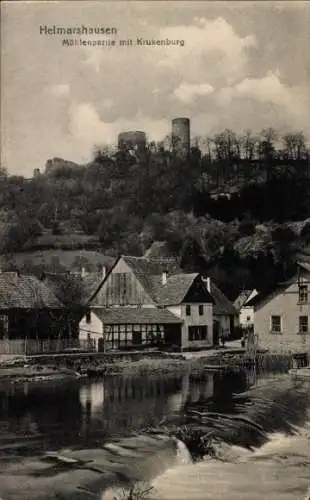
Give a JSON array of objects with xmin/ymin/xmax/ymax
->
[{"xmin": 81, "ymin": 248, "xmax": 215, "ymax": 351}]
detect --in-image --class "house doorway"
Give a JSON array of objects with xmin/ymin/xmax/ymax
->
[
  {"xmin": 213, "ymin": 320, "xmax": 220, "ymax": 346},
  {"xmin": 132, "ymin": 330, "xmax": 142, "ymax": 345}
]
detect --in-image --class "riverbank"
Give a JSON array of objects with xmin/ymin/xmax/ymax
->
[
  {"xmin": 0, "ymin": 365, "xmax": 82, "ymax": 384},
  {"xmin": 0, "ymin": 356, "xmax": 221, "ymax": 384},
  {"xmin": 2, "ymin": 337, "xmax": 307, "ymax": 383},
  {"xmin": 0, "ymin": 349, "xmax": 254, "ymax": 383},
  {"xmin": 0, "ymin": 346, "xmax": 292, "ymax": 384}
]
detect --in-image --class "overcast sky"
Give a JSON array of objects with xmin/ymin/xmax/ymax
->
[{"xmin": 2, "ymin": 1, "xmax": 310, "ymax": 175}]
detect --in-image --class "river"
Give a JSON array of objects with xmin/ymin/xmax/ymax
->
[{"xmin": 0, "ymin": 366, "xmax": 309, "ymax": 499}]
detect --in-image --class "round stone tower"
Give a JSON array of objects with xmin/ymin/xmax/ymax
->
[{"xmin": 171, "ymin": 117, "xmax": 190, "ymax": 156}]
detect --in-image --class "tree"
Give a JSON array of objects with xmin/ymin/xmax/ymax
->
[
  {"xmin": 241, "ymin": 130, "xmax": 257, "ymax": 161},
  {"xmin": 282, "ymin": 132, "xmax": 308, "ymax": 161},
  {"xmin": 258, "ymin": 128, "xmax": 278, "ymax": 161},
  {"xmin": 180, "ymin": 235, "xmax": 207, "ymax": 273},
  {"xmin": 0, "ymin": 164, "xmax": 8, "ymax": 180}
]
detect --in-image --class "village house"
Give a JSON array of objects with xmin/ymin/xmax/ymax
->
[
  {"xmin": 246, "ymin": 262, "xmax": 310, "ymax": 351},
  {"xmin": 80, "ymin": 242, "xmax": 216, "ymax": 351},
  {"xmin": 203, "ymin": 278, "xmax": 238, "ymax": 344},
  {"xmin": 41, "ymin": 271, "xmax": 103, "ymax": 346},
  {"xmin": 234, "ymin": 289, "xmax": 258, "ymax": 331},
  {"xmin": 0, "ymin": 272, "xmax": 73, "ymax": 353}
]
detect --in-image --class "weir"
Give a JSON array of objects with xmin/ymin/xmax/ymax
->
[{"xmin": 0, "ymin": 372, "xmax": 309, "ymax": 499}]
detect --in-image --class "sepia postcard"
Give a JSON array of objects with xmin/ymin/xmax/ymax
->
[{"xmin": 0, "ymin": 1, "xmax": 310, "ymax": 499}]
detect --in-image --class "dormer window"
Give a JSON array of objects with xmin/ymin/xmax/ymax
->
[{"xmin": 298, "ymin": 285, "xmax": 308, "ymax": 304}]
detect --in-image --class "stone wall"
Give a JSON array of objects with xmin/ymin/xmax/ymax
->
[
  {"xmin": 25, "ymin": 350, "xmax": 184, "ymax": 369},
  {"xmin": 258, "ymin": 334, "xmax": 310, "ymax": 354}
]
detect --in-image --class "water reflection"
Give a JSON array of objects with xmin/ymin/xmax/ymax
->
[
  {"xmin": 0, "ymin": 368, "xmax": 308, "ymax": 459},
  {"xmin": 77, "ymin": 377, "xmax": 184, "ymax": 440},
  {"xmin": 0, "ymin": 376, "xmax": 185, "ymax": 454}
]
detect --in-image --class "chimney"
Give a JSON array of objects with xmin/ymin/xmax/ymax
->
[
  {"xmin": 81, "ymin": 267, "xmax": 86, "ymax": 278},
  {"xmin": 102, "ymin": 266, "xmax": 106, "ymax": 279},
  {"xmin": 206, "ymin": 277, "xmax": 211, "ymax": 293},
  {"xmin": 162, "ymin": 270, "xmax": 168, "ymax": 285}
]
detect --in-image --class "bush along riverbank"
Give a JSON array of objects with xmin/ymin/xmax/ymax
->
[
  {"xmin": 0, "ymin": 347, "xmax": 302, "ymax": 383},
  {"xmin": 0, "ymin": 364, "xmax": 82, "ymax": 384}
]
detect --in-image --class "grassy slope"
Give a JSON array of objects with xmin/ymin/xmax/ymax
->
[{"xmin": 0, "ymin": 249, "xmax": 115, "ymax": 273}]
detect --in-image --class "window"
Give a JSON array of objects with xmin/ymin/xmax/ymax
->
[
  {"xmin": 271, "ymin": 315, "xmax": 281, "ymax": 333},
  {"xmin": 188, "ymin": 325, "xmax": 208, "ymax": 341},
  {"xmin": 198, "ymin": 305, "xmax": 204, "ymax": 316},
  {"xmin": 85, "ymin": 311, "xmax": 91, "ymax": 324},
  {"xmin": 0, "ymin": 315, "xmax": 8, "ymax": 339},
  {"xmin": 299, "ymin": 316, "xmax": 308, "ymax": 333},
  {"xmin": 298, "ymin": 285, "xmax": 308, "ymax": 304},
  {"xmin": 186, "ymin": 305, "xmax": 191, "ymax": 316},
  {"xmin": 246, "ymin": 316, "xmax": 251, "ymax": 322}
]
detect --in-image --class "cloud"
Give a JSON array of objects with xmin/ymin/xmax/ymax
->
[
  {"xmin": 216, "ymin": 71, "xmax": 307, "ymax": 120},
  {"xmin": 213, "ymin": 71, "xmax": 310, "ymax": 136},
  {"xmin": 2, "ymin": 2, "xmax": 310, "ymax": 175},
  {"xmin": 156, "ymin": 17, "xmax": 257, "ymax": 85},
  {"xmin": 173, "ymin": 82, "xmax": 214, "ymax": 104},
  {"xmin": 235, "ymin": 71, "xmax": 293, "ymax": 108},
  {"xmin": 102, "ymin": 98, "xmax": 114, "ymax": 109},
  {"xmin": 69, "ymin": 101, "xmax": 170, "ymax": 152},
  {"xmin": 49, "ymin": 84, "xmax": 70, "ymax": 98},
  {"xmin": 82, "ymin": 48, "xmax": 104, "ymax": 74}
]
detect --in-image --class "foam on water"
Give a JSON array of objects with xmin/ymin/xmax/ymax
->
[
  {"xmin": 152, "ymin": 421, "xmax": 310, "ymax": 500},
  {"xmin": 102, "ymin": 377, "xmax": 310, "ymax": 500},
  {"xmin": 174, "ymin": 438, "xmax": 192, "ymax": 466}
]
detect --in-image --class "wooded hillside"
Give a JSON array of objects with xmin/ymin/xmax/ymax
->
[{"xmin": 1, "ymin": 128, "xmax": 309, "ymax": 299}]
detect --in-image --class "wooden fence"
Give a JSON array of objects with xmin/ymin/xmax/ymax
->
[{"xmin": 0, "ymin": 338, "xmax": 97, "ymax": 356}]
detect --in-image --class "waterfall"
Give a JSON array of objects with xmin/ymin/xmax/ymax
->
[{"xmin": 174, "ymin": 438, "xmax": 192, "ymax": 465}]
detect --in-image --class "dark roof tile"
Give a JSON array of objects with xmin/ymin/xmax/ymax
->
[
  {"xmin": 246, "ymin": 281, "xmax": 293, "ymax": 308},
  {"xmin": 42, "ymin": 272, "xmax": 101, "ymax": 307},
  {"xmin": 93, "ymin": 307, "xmax": 183, "ymax": 324},
  {"xmin": 122, "ymin": 257, "xmax": 213, "ymax": 306},
  {"xmin": 151, "ymin": 273, "xmax": 208, "ymax": 306},
  {"xmin": 0, "ymin": 273, "xmax": 64, "ymax": 309},
  {"xmin": 203, "ymin": 279, "xmax": 236, "ymax": 315},
  {"xmin": 233, "ymin": 290, "xmax": 254, "ymax": 311}
]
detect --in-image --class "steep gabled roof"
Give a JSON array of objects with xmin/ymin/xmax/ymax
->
[
  {"xmin": 93, "ymin": 307, "xmax": 183, "ymax": 325},
  {"xmin": 149, "ymin": 273, "xmax": 214, "ymax": 306},
  {"xmin": 122, "ymin": 254, "xmax": 214, "ymax": 306},
  {"xmin": 42, "ymin": 272, "xmax": 101, "ymax": 307},
  {"xmin": 149, "ymin": 273, "xmax": 196, "ymax": 306},
  {"xmin": 79, "ymin": 273, "xmax": 104, "ymax": 300},
  {"xmin": 120, "ymin": 255, "xmax": 182, "ymax": 303},
  {"xmin": 233, "ymin": 290, "xmax": 257, "ymax": 311},
  {"xmin": 0, "ymin": 273, "xmax": 64, "ymax": 309},
  {"xmin": 246, "ymin": 264, "xmax": 310, "ymax": 310},
  {"xmin": 122, "ymin": 255, "xmax": 181, "ymax": 277},
  {"xmin": 297, "ymin": 261, "xmax": 310, "ymax": 273},
  {"xmin": 90, "ymin": 254, "xmax": 213, "ymax": 307},
  {"xmin": 246, "ymin": 279, "xmax": 295, "ymax": 308},
  {"xmin": 205, "ymin": 279, "xmax": 236, "ymax": 316}
]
